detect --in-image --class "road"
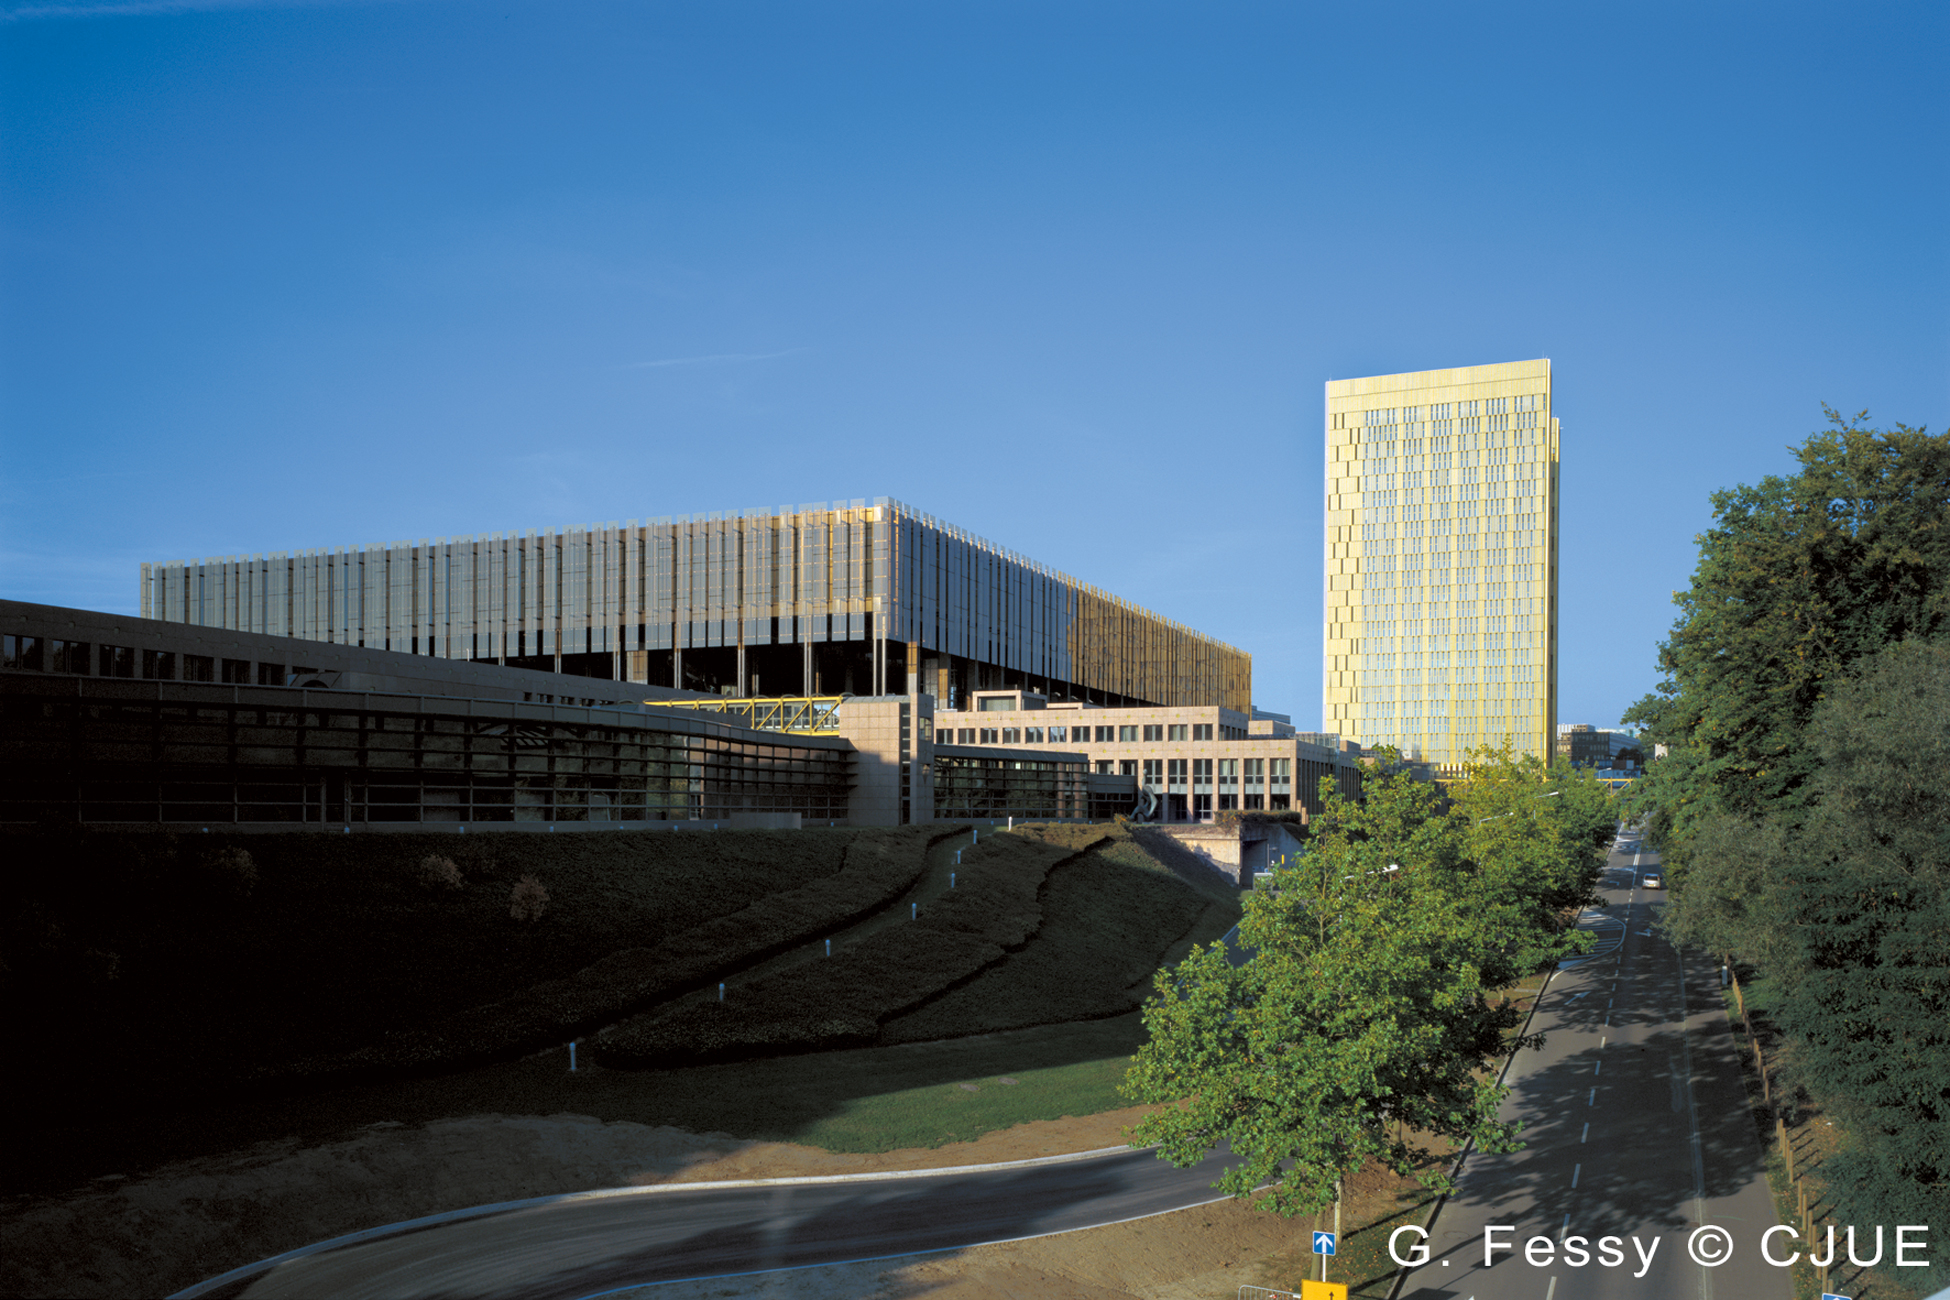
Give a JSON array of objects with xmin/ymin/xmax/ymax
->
[
  {"xmin": 1394, "ymin": 826, "xmax": 1789, "ymax": 1300},
  {"xmin": 177, "ymin": 1144, "xmax": 1243, "ymax": 1299}
]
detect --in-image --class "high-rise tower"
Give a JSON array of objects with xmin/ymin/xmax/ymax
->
[{"xmin": 1323, "ymin": 360, "xmax": 1558, "ymax": 770}]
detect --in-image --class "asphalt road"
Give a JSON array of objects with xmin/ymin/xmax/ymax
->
[
  {"xmin": 183, "ymin": 1143, "xmax": 1243, "ymax": 1299},
  {"xmin": 1395, "ymin": 827, "xmax": 1790, "ymax": 1300}
]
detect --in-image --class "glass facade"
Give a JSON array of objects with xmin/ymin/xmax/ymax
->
[
  {"xmin": 140, "ymin": 498, "xmax": 1250, "ymax": 712},
  {"xmin": 0, "ymin": 676, "xmax": 851, "ymax": 826},
  {"xmin": 1323, "ymin": 361, "xmax": 1559, "ymax": 770}
]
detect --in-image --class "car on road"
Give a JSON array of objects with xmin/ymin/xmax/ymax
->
[{"xmin": 1641, "ymin": 870, "xmax": 1664, "ymax": 890}]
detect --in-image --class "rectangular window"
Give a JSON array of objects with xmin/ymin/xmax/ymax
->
[
  {"xmin": 1167, "ymin": 758, "xmax": 1187, "ymax": 788},
  {"xmin": 977, "ymin": 697, "xmax": 1013, "ymax": 711},
  {"xmin": 1095, "ymin": 760, "xmax": 1115, "ymax": 775},
  {"xmin": 957, "ymin": 728, "xmax": 975, "ymax": 744},
  {"xmin": 1118, "ymin": 725, "xmax": 1138, "ymax": 742},
  {"xmin": 257, "ymin": 662, "xmax": 285, "ymax": 686},
  {"xmin": 1218, "ymin": 759, "xmax": 1239, "ymax": 785},
  {"xmin": 1142, "ymin": 759, "xmax": 1163, "ymax": 788},
  {"xmin": 3, "ymin": 634, "xmax": 43, "ymax": 671},
  {"xmin": 1193, "ymin": 758, "xmax": 1213, "ymax": 788},
  {"xmin": 1024, "ymin": 727, "xmax": 1043, "ymax": 743},
  {"xmin": 1142, "ymin": 724, "xmax": 1164, "ymax": 742},
  {"xmin": 182, "ymin": 654, "xmax": 214, "ymax": 682},
  {"xmin": 98, "ymin": 644, "xmax": 136, "ymax": 678},
  {"xmin": 1119, "ymin": 759, "xmax": 1137, "ymax": 777},
  {"xmin": 1244, "ymin": 758, "xmax": 1264, "ymax": 786},
  {"xmin": 978, "ymin": 728, "xmax": 999, "ymax": 744},
  {"xmin": 1047, "ymin": 725, "xmax": 1066, "ymax": 743},
  {"xmin": 222, "ymin": 657, "xmax": 252, "ymax": 684},
  {"xmin": 1192, "ymin": 723, "xmax": 1214, "ymax": 741},
  {"xmin": 44, "ymin": 639, "xmax": 86, "ymax": 674},
  {"xmin": 143, "ymin": 649, "xmax": 176, "ymax": 680},
  {"xmin": 1168, "ymin": 724, "xmax": 1188, "ymax": 741},
  {"xmin": 1095, "ymin": 725, "xmax": 1114, "ymax": 742},
  {"xmin": 1000, "ymin": 727, "xmax": 1020, "ymax": 744}
]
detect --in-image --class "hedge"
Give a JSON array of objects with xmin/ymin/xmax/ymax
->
[
  {"xmin": 597, "ymin": 831, "xmax": 1105, "ymax": 1067},
  {"xmin": 252, "ymin": 823, "xmax": 962, "ymax": 1087}
]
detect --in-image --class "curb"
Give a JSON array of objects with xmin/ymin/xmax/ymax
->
[{"xmin": 166, "ymin": 1143, "xmax": 1143, "ymax": 1298}]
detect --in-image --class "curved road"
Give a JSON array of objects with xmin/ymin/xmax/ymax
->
[{"xmin": 176, "ymin": 1144, "xmax": 1243, "ymax": 1299}]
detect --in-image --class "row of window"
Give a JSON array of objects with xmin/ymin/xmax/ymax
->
[
  {"xmin": 949, "ymin": 721, "xmax": 1232, "ymax": 746},
  {"xmin": 4, "ymin": 634, "xmax": 315, "ymax": 687},
  {"xmin": 1353, "ymin": 396, "xmax": 1543, "ymax": 428}
]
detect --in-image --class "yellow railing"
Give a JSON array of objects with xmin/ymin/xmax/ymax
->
[{"xmin": 653, "ymin": 696, "xmax": 846, "ymax": 733}]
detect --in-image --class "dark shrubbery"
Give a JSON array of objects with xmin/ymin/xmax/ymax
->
[{"xmin": 598, "ymin": 832, "xmax": 1102, "ymax": 1067}]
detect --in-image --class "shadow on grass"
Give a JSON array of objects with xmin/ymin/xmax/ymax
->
[{"xmin": 9, "ymin": 1014, "xmax": 1150, "ymax": 1196}]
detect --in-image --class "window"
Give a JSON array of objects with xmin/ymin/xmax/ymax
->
[
  {"xmin": 1193, "ymin": 758, "xmax": 1213, "ymax": 788},
  {"xmin": 957, "ymin": 727, "xmax": 975, "ymax": 744},
  {"xmin": 1192, "ymin": 723, "xmax": 1214, "ymax": 741},
  {"xmin": 143, "ymin": 649, "xmax": 176, "ymax": 680},
  {"xmin": 978, "ymin": 728, "xmax": 999, "ymax": 744},
  {"xmin": 1119, "ymin": 760, "xmax": 1137, "ymax": 777},
  {"xmin": 1118, "ymin": 725, "xmax": 1138, "ymax": 742},
  {"xmin": 183, "ymin": 654, "xmax": 214, "ymax": 682},
  {"xmin": 222, "ymin": 658, "xmax": 252, "ymax": 684},
  {"xmin": 1000, "ymin": 727, "xmax": 1021, "ymax": 744},
  {"xmin": 1143, "ymin": 759, "xmax": 1163, "ymax": 788},
  {"xmin": 1167, "ymin": 758, "xmax": 1187, "ymax": 788},
  {"xmin": 1168, "ymin": 724, "xmax": 1188, "ymax": 741},
  {"xmin": 1047, "ymin": 725, "xmax": 1067, "ymax": 743},
  {"xmin": 1095, "ymin": 760, "xmax": 1115, "ymax": 775},
  {"xmin": 48, "ymin": 639, "xmax": 90, "ymax": 674},
  {"xmin": 978, "ymin": 697, "xmax": 1014, "ymax": 712},
  {"xmin": 1024, "ymin": 727, "xmax": 1043, "ymax": 743},
  {"xmin": 2, "ymin": 634, "xmax": 43, "ymax": 671},
  {"xmin": 99, "ymin": 644, "xmax": 136, "ymax": 678},
  {"xmin": 257, "ymin": 662, "xmax": 285, "ymax": 686},
  {"xmin": 1095, "ymin": 726, "xmax": 1115, "ymax": 742},
  {"xmin": 1244, "ymin": 758, "xmax": 1264, "ymax": 786},
  {"xmin": 1142, "ymin": 724, "xmax": 1164, "ymax": 742}
]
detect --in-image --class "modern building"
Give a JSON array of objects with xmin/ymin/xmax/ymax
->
[
  {"xmin": 1322, "ymin": 360, "xmax": 1559, "ymax": 772},
  {"xmin": 1, "ymin": 599, "xmax": 1088, "ymax": 829},
  {"xmin": 933, "ymin": 689, "xmax": 1365, "ymax": 823},
  {"xmin": 1556, "ymin": 724, "xmax": 1644, "ymax": 772},
  {"xmin": 140, "ymin": 498, "xmax": 1250, "ymax": 713}
]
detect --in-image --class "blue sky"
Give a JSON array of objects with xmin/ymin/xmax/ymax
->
[{"xmin": 2, "ymin": 0, "xmax": 1943, "ymax": 730}]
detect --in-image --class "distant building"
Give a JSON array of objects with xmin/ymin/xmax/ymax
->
[
  {"xmin": 1556, "ymin": 724, "xmax": 1644, "ymax": 771},
  {"xmin": 1322, "ymin": 360, "xmax": 1560, "ymax": 773},
  {"xmin": 933, "ymin": 689, "xmax": 1365, "ymax": 823}
]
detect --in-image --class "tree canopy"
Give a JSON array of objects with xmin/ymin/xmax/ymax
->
[
  {"xmin": 1122, "ymin": 747, "xmax": 1609, "ymax": 1215},
  {"xmin": 1624, "ymin": 409, "xmax": 1948, "ymax": 1283}
]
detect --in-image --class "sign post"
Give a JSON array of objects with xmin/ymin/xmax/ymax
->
[{"xmin": 1312, "ymin": 1230, "xmax": 1336, "ymax": 1284}]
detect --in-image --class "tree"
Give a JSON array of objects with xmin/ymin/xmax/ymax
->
[
  {"xmin": 1122, "ymin": 747, "xmax": 1599, "ymax": 1214},
  {"xmin": 1767, "ymin": 641, "xmax": 1950, "ymax": 1277},
  {"xmin": 1628, "ymin": 409, "xmax": 1948, "ymax": 831}
]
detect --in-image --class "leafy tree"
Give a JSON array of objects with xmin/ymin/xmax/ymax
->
[
  {"xmin": 1627, "ymin": 409, "xmax": 1948, "ymax": 831},
  {"xmin": 1123, "ymin": 747, "xmax": 1599, "ymax": 1214},
  {"xmin": 1768, "ymin": 641, "xmax": 1950, "ymax": 1276}
]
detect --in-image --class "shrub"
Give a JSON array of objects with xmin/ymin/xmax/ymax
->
[
  {"xmin": 415, "ymin": 854, "xmax": 466, "ymax": 891},
  {"xmin": 509, "ymin": 874, "xmax": 549, "ymax": 923},
  {"xmin": 205, "ymin": 846, "xmax": 258, "ymax": 898}
]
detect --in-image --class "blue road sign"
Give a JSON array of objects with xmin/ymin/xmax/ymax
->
[
  {"xmin": 1313, "ymin": 1230, "xmax": 1337, "ymax": 1256},
  {"xmin": 1820, "ymin": 1294, "xmax": 1851, "ymax": 1300}
]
